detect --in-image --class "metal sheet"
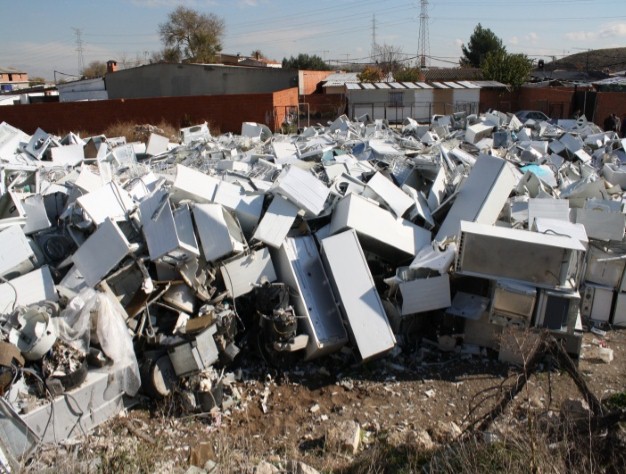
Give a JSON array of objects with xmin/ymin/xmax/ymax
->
[
  {"xmin": 220, "ymin": 248, "xmax": 277, "ymax": 298},
  {"xmin": 330, "ymin": 192, "xmax": 431, "ymax": 262},
  {"xmin": 0, "ymin": 266, "xmax": 57, "ymax": 315},
  {"xmin": 273, "ymin": 165, "xmax": 330, "ymax": 217},
  {"xmin": 212, "ymin": 180, "xmax": 263, "ymax": 236},
  {"xmin": 0, "ymin": 225, "xmax": 35, "ymax": 279},
  {"xmin": 139, "ymin": 189, "xmax": 199, "ymax": 261},
  {"xmin": 252, "ymin": 195, "xmax": 299, "ymax": 248},
  {"xmin": 320, "ymin": 229, "xmax": 395, "ymax": 362},
  {"xmin": 399, "ymin": 275, "xmax": 451, "ymax": 315},
  {"xmin": 436, "ymin": 154, "xmax": 519, "ymax": 241},
  {"xmin": 71, "ymin": 218, "xmax": 131, "ymax": 287},
  {"xmin": 172, "ymin": 164, "xmax": 219, "ymax": 204},
  {"xmin": 193, "ymin": 203, "xmax": 245, "ymax": 262},
  {"xmin": 76, "ymin": 182, "xmax": 134, "ymax": 225},
  {"xmin": 364, "ymin": 171, "xmax": 413, "ymax": 218}
]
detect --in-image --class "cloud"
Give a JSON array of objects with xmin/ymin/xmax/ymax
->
[
  {"xmin": 527, "ymin": 32, "xmax": 538, "ymax": 44},
  {"xmin": 564, "ymin": 22, "xmax": 626, "ymax": 42},
  {"xmin": 454, "ymin": 38, "xmax": 463, "ymax": 47},
  {"xmin": 599, "ymin": 22, "xmax": 626, "ymax": 38},
  {"xmin": 509, "ymin": 36, "xmax": 519, "ymax": 45},
  {"xmin": 238, "ymin": 0, "xmax": 259, "ymax": 5},
  {"xmin": 564, "ymin": 31, "xmax": 596, "ymax": 41}
]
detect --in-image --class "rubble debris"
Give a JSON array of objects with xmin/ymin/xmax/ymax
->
[{"xmin": 0, "ymin": 108, "xmax": 625, "ymax": 461}]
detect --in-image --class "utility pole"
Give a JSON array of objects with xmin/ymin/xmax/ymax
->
[
  {"xmin": 72, "ymin": 27, "xmax": 85, "ymax": 75},
  {"xmin": 417, "ymin": 0, "xmax": 430, "ymax": 68}
]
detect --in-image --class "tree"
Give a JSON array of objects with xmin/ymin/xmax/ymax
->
[
  {"xmin": 357, "ymin": 66, "xmax": 385, "ymax": 83},
  {"xmin": 372, "ymin": 43, "xmax": 405, "ymax": 79},
  {"xmin": 158, "ymin": 6, "xmax": 225, "ymax": 63},
  {"xmin": 394, "ymin": 66, "xmax": 421, "ymax": 82},
  {"xmin": 29, "ymin": 77, "xmax": 46, "ymax": 86},
  {"xmin": 81, "ymin": 60, "xmax": 107, "ymax": 78},
  {"xmin": 482, "ymin": 50, "xmax": 533, "ymax": 89},
  {"xmin": 251, "ymin": 50, "xmax": 266, "ymax": 60},
  {"xmin": 460, "ymin": 23, "xmax": 505, "ymax": 68},
  {"xmin": 282, "ymin": 54, "xmax": 330, "ymax": 70}
]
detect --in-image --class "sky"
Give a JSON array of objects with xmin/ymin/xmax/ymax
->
[{"xmin": 1, "ymin": 0, "xmax": 625, "ymax": 81}]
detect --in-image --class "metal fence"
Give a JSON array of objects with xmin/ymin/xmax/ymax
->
[{"xmin": 349, "ymin": 101, "xmax": 479, "ymax": 124}]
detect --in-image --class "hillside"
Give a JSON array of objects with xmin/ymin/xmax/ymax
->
[{"xmin": 547, "ymin": 47, "xmax": 626, "ymax": 72}]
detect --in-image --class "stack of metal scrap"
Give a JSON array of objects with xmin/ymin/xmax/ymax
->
[{"xmin": 0, "ymin": 110, "xmax": 625, "ymax": 460}]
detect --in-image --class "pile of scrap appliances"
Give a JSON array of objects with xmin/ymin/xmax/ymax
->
[{"xmin": 1, "ymin": 110, "xmax": 625, "ymax": 466}]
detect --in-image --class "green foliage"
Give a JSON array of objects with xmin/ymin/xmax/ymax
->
[
  {"xmin": 460, "ymin": 23, "xmax": 505, "ymax": 68},
  {"xmin": 394, "ymin": 66, "xmax": 422, "ymax": 82},
  {"xmin": 357, "ymin": 66, "xmax": 385, "ymax": 83},
  {"xmin": 158, "ymin": 6, "xmax": 224, "ymax": 64},
  {"xmin": 482, "ymin": 49, "xmax": 533, "ymax": 88},
  {"xmin": 604, "ymin": 391, "xmax": 626, "ymax": 410},
  {"xmin": 81, "ymin": 60, "xmax": 107, "ymax": 78},
  {"xmin": 281, "ymin": 54, "xmax": 331, "ymax": 70}
]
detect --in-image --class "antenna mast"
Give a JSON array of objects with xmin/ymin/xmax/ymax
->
[{"xmin": 417, "ymin": 1, "xmax": 430, "ymax": 68}]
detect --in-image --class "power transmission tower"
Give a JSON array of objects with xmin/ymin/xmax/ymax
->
[
  {"xmin": 371, "ymin": 14, "xmax": 377, "ymax": 58},
  {"xmin": 417, "ymin": 0, "xmax": 430, "ymax": 68},
  {"xmin": 73, "ymin": 27, "xmax": 85, "ymax": 75}
]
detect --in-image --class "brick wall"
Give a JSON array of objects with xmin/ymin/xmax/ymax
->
[
  {"xmin": 299, "ymin": 70, "xmax": 335, "ymax": 95},
  {"xmin": 595, "ymin": 92, "xmax": 626, "ymax": 130},
  {"xmin": 301, "ymin": 94, "xmax": 345, "ymax": 123},
  {"xmin": 0, "ymin": 89, "xmax": 299, "ymax": 135}
]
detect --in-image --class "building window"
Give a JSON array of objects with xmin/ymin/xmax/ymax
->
[
  {"xmin": 389, "ymin": 91, "xmax": 403, "ymax": 106},
  {"xmin": 8, "ymin": 74, "xmax": 13, "ymax": 81}
]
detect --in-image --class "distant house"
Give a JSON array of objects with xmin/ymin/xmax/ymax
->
[
  {"xmin": 57, "ymin": 77, "xmax": 108, "ymax": 102},
  {"xmin": 346, "ymin": 80, "xmax": 506, "ymax": 123},
  {"xmin": 321, "ymin": 72, "xmax": 360, "ymax": 95},
  {"xmin": 105, "ymin": 63, "xmax": 297, "ymax": 99},
  {"xmin": 0, "ymin": 67, "xmax": 29, "ymax": 92}
]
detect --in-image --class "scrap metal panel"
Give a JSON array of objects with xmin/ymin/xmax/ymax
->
[
  {"xmin": 320, "ymin": 229, "xmax": 395, "ymax": 362},
  {"xmin": 436, "ymin": 154, "xmax": 518, "ymax": 241},
  {"xmin": 0, "ymin": 225, "xmax": 35, "ymax": 279},
  {"xmin": 273, "ymin": 165, "xmax": 330, "ymax": 217},
  {"xmin": 0, "ymin": 266, "xmax": 57, "ymax": 315},
  {"xmin": 71, "ymin": 218, "xmax": 131, "ymax": 287},
  {"xmin": 399, "ymin": 275, "xmax": 451, "ymax": 315},
  {"xmin": 329, "ymin": 193, "xmax": 431, "ymax": 262},
  {"xmin": 220, "ymin": 248, "xmax": 277, "ymax": 298},
  {"xmin": 193, "ymin": 203, "xmax": 245, "ymax": 262},
  {"xmin": 252, "ymin": 195, "xmax": 299, "ymax": 248}
]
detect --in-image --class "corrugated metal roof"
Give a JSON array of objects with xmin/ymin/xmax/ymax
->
[
  {"xmin": 415, "ymin": 82, "xmax": 433, "ymax": 89},
  {"xmin": 374, "ymin": 82, "xmax": 391, "ymax": 89},
  {"xmin": 345, "ymin": 83, "xmax": 361, "ymax": 90},
  {"xmin": 443, "ymin": 81, "xmax": 465, "ymax": 89},
  {"xmin": 361, "ymin": 83, "xmax": 376, "ymax": 89},
  {"xmin": 387, "ymin": 82, "xmax": 404, "ymax": 89},
  {"xmin": 401, "ymin": 82, "xmax": 420, "ymax": 89},
  {"xmin": 470, "ymin": 80, "xmax": 508, "ymax": 88},
  {"xmin": 430, "ymin": 82, "xmax": 449, "ymax": 89}
]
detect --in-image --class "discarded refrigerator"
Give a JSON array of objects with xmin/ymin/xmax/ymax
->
[
  {"xmin": 271, "ymin": 235, "xmax": 348, "ymax": 360},
  {"xmin": 320, "ymin": 229, "xmax": 396, "ymax": 362}
]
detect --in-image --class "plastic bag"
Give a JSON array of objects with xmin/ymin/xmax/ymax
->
[{"xmin": 53, "ymin": 288, "xmax": 140, "ymax": 396}]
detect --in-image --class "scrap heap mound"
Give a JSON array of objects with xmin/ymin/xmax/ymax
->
[{"xmin": 0, "ymin": 111, "xmax": 625, "ymax": 468}]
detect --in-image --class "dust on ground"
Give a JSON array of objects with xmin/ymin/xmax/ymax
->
[{"xmin": 26, "ymin": 329, "xmax": 626, "ymax": 473}]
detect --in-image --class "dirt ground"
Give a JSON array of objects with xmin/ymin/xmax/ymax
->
[{"xmin": 26, "ymin": 327, "xmax": 626, "ymax": 473}]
